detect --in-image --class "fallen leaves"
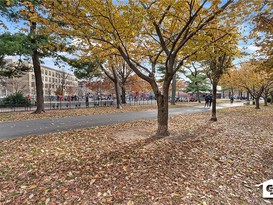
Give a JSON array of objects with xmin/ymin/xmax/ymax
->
[{"xmin": 0, "ymin": 106, "xmax": 272, "ymax": 204}]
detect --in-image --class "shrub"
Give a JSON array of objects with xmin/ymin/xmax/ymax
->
[{"xmin": 2, "ymin": 92, "xmax": 29, "ymax": 106}]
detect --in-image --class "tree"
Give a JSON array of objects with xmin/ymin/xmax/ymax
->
[
  {"xmin": 183, "ymin": 63, "xmax": 210, "ymax": 103},
  {"xmin": 234, "ymin": 61, "xmax": 272, "ymax": 109},
  {"xmin": 116, "ymin": 62, "xmax": 133, "ymax": 104},
  {"xmin": 0, "ymin": 33, "xmax": 32, "ymax": 78},
  {"xmin": 60, "ymin": 57, "xmax": 102, "ymax": 81},
  {"xmin": 261, "ymin": 83, "xmax": 273, "ymax": 106},
  {"xmin": 199, "ymin": 17, "xmax": 240, "ymax": 121},
  {"xmin": 1, "ymin": 1, "xmax": 69, "ymax": 113},
  {"xmin": 253, "ymin": 0, "xmax": 273, "ymax": 63},
  {"xmin": 99, "ymin": 56, "xmax": 123, "ymax": 109},
  {"xmin": 54, "ymin": 86, "xmax": 63, "ymax": 96},
  {"xmin": 205, "ymin": 52, "xmax": 233, "ymax": 121},
  {"xmin": 0, "ymin": 1, "xmax": 45, "ymax": 113},
  {"xmin": 38, "ymin": 0, "xmax": 255, "ymax": 136}
]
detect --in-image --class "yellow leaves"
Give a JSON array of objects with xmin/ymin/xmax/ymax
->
[
  {"xmin": 5, "ymin": 0, "xmax": 10, "ymax": 6},
  {"xmin": 21, "ymin": 184, "xmax": 37, "ymax": 190},
  {"xmin": 127, "ymin": 200, "xmax": 134, "ymax": 205}
]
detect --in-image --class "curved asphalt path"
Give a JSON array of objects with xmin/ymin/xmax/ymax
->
[{"xmin": 0, "ymin": 103, "xmax": 243, "ymax": 140}]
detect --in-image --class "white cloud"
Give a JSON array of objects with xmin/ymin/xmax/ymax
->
[{"xmin": 247, "ymin": 45, "xmax": 260, "ymax": 53}]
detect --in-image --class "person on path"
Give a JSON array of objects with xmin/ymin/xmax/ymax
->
[
  {"xmin": 209, "ymin": 94, "xmax": 213, "ymax": 107},
  {"xmin": 230, "ymin": 96, "xmax": 234, "ymax": 104},
  {"xmin": 204, "ymin": 94, "xmax": 209, "ymax": 108},
  {"xmin": 86, "ymin": 95, "xmax": 89, "ymax": 107}
]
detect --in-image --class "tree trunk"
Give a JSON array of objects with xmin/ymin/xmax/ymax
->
[
  {"xmin": 196, "ymin": 84, "xmax": 201, "ymax": 103},
  {"xmin": 264, "ymin": 94, "xmax": 268, "ymax": 106},
  {"xmin": 255, "ymin": 97, "xmax": 260, "ymax": 109},
  {"xmin": 31, "ymin": 22, "xmax": 44, "ymax": 114},
  {"xmin": 114, "ymin": 80, "xmax": 122, "ymax": 109},
  {"xmin": 156, "ymin": 91, "xmax": 169, "ymax": 136},
  {"xmin": 210, "ymin": 83, "xmax": 217, "ymax": 121},
  {"xmin": 271, "ymin": 93, "xmax": 273, "ymax": 104},
  {"xmin": 171, "ymin": 74, "xmax": 176, "ymax": 105},
  {"xmin": 247, "ymin": 91, "xmax": 250, "ymax": 101},
  {"xmin": 121, "ymin": 85, "xmax": 126, "ymax": 104}
]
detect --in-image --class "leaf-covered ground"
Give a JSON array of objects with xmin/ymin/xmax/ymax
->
[
  {"xmin": 0, "ymin": 102, "xmax": 197, "ymax": 123},
  {"xmin": 1, "ymin": 106, "xmax": 272, "ymax": 204}
]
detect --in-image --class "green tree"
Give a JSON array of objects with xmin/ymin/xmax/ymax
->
[
  {"xmin": 60, "ymin": 57, "xmax": 102, "ymax": 81},
  {"xmin": 0, "ymin": 33, "xmax": 32, "ymax": 78},
  {"xmin": 0, "ymin": 0, "xmax": 69, "ymax": 113},
  {"xmin": 183, "ymin": 63, "xmax": 210, "ymax": 103}
]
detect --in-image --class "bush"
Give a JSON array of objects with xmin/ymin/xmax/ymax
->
[{"xmin": 2, "ymin": 92, "xmax": 29, "ymax": 106}]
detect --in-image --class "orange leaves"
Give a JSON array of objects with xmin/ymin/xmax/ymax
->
[
  {"xmin": 127, "ymin": 74, "xmax": 152, "ymax": 92},
  {"xmin": 5, "ymin": 0, "xmax": 10, "ymax": 6}
]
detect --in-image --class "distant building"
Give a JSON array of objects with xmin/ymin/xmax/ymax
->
[{"xmin": 0, "ymin": 63, "xmax": 78, "ymax": 99}]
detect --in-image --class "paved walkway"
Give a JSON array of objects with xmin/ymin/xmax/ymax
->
[{"xmin": 0, "ymin": 103, "xmax": 243, "ymax": 140}]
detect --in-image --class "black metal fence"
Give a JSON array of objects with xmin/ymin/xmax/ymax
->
[
  {"xmin": 0, "ymin": 102, "xmax": 33, "ymax": 112},
  {"xmin": 0, "ymin": 98, "xmax": 156, "ymax": 113}
]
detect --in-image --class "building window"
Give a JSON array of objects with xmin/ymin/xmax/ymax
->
[
  {"xmin": 31, "ymin": 82, "xmax": 35, "ymax": 87},
  {"xmin": 32, "ymin": 74, "xmax": 35, "ymax": 80},
  {"xmin": 49, "ymin": 78, "xmax": 51, "ymax": 82},
  {"xmin": 45, "ymin": 77, "xmax": 48, "ymax": 82},
  {"xmin": 52, "ymin": 72, "xmax": 55, "ymax": 77},
  {"xmin": 45, "ymin": 84, "xmax": 48, "ymax": 88},
  {"xmin": 41, "ymin": 69, "xmax": 44, "ymax": 74},
  {"xmin": 45, "ymin": 70, "xmax": 48, "ymax": 75},
  {"xmin": 52, "ymin": 85, "xmax": 54, "ymax": 89},
  {"xmin": 49, "ymin": 71, "xmax": 51, "ymax": 76}
]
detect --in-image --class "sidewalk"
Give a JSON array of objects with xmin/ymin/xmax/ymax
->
[{"xmin": 0, "ymin": 102, "xmax": 243, "ymax": 140}]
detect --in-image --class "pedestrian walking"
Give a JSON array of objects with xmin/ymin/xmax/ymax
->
[
  {"xmin": 86, "ymin": 95, "xmax": 89, "ymax": 107},
  {"xmin": 209, "ymin": 94, "xmax": 213, "ymax": 107},
  {"xmin": 204, "ymin": 94, "xmax": 209, "ymax": 108},
  {"xmin": 230, "ymin": 96, "xmax": 234, "ymax": 104}
]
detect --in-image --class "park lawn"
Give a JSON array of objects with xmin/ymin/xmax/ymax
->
[
  {"xmin": 0, "ymin": 102, "xmax": 199, "ymax": 123},
  {"xmin": 1, "ymin": 106, "xmax": 272, "ymax": 204}
]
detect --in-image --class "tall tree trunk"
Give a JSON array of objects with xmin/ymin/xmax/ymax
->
[
  {"xmin": 111, "ymin": 68, "xmax": 122, "ymax": 109},
  {"xmin": 156, "ymin": 90, "xmax": 169, "ymax": 136},
  {"xmin": 264, "ymin": 93, "xmax": 268, "ymax": 106},
  {"xmin": 31, "ymin": 22, "xmax": 44, "ymax": 113},
  {"xmin": 247, "ymin": 91, "xmax": 250, "ymax": 101},
  {"xmin": 121, "ymin": 85, "xmax": 126, "ymax": 104},
  {"xmin": 270, "ymin": 93, "xmax": 273, "ymax": 104},
  {"xmin": 171, "ymin": 74, "xmax": 176, "ymax": 105},
  {"xmin": 255, "ymin": 97, "xmax": 260, "ymax": 109},
  {"xmin": 114, "ymin": 80, "xmax": 122, "ymax": 109},
  {"xmin": 196, "ymin": 84, "xmax": 201, "ymax": 103},
  {"xmin": 210, "ymin": 83, "xmax": 217, "ymax": 121}
]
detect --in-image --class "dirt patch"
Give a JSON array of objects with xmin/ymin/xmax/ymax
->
[{"xmin": 115, "ymin": 130, "xmax": 151, "ymax": 142}]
